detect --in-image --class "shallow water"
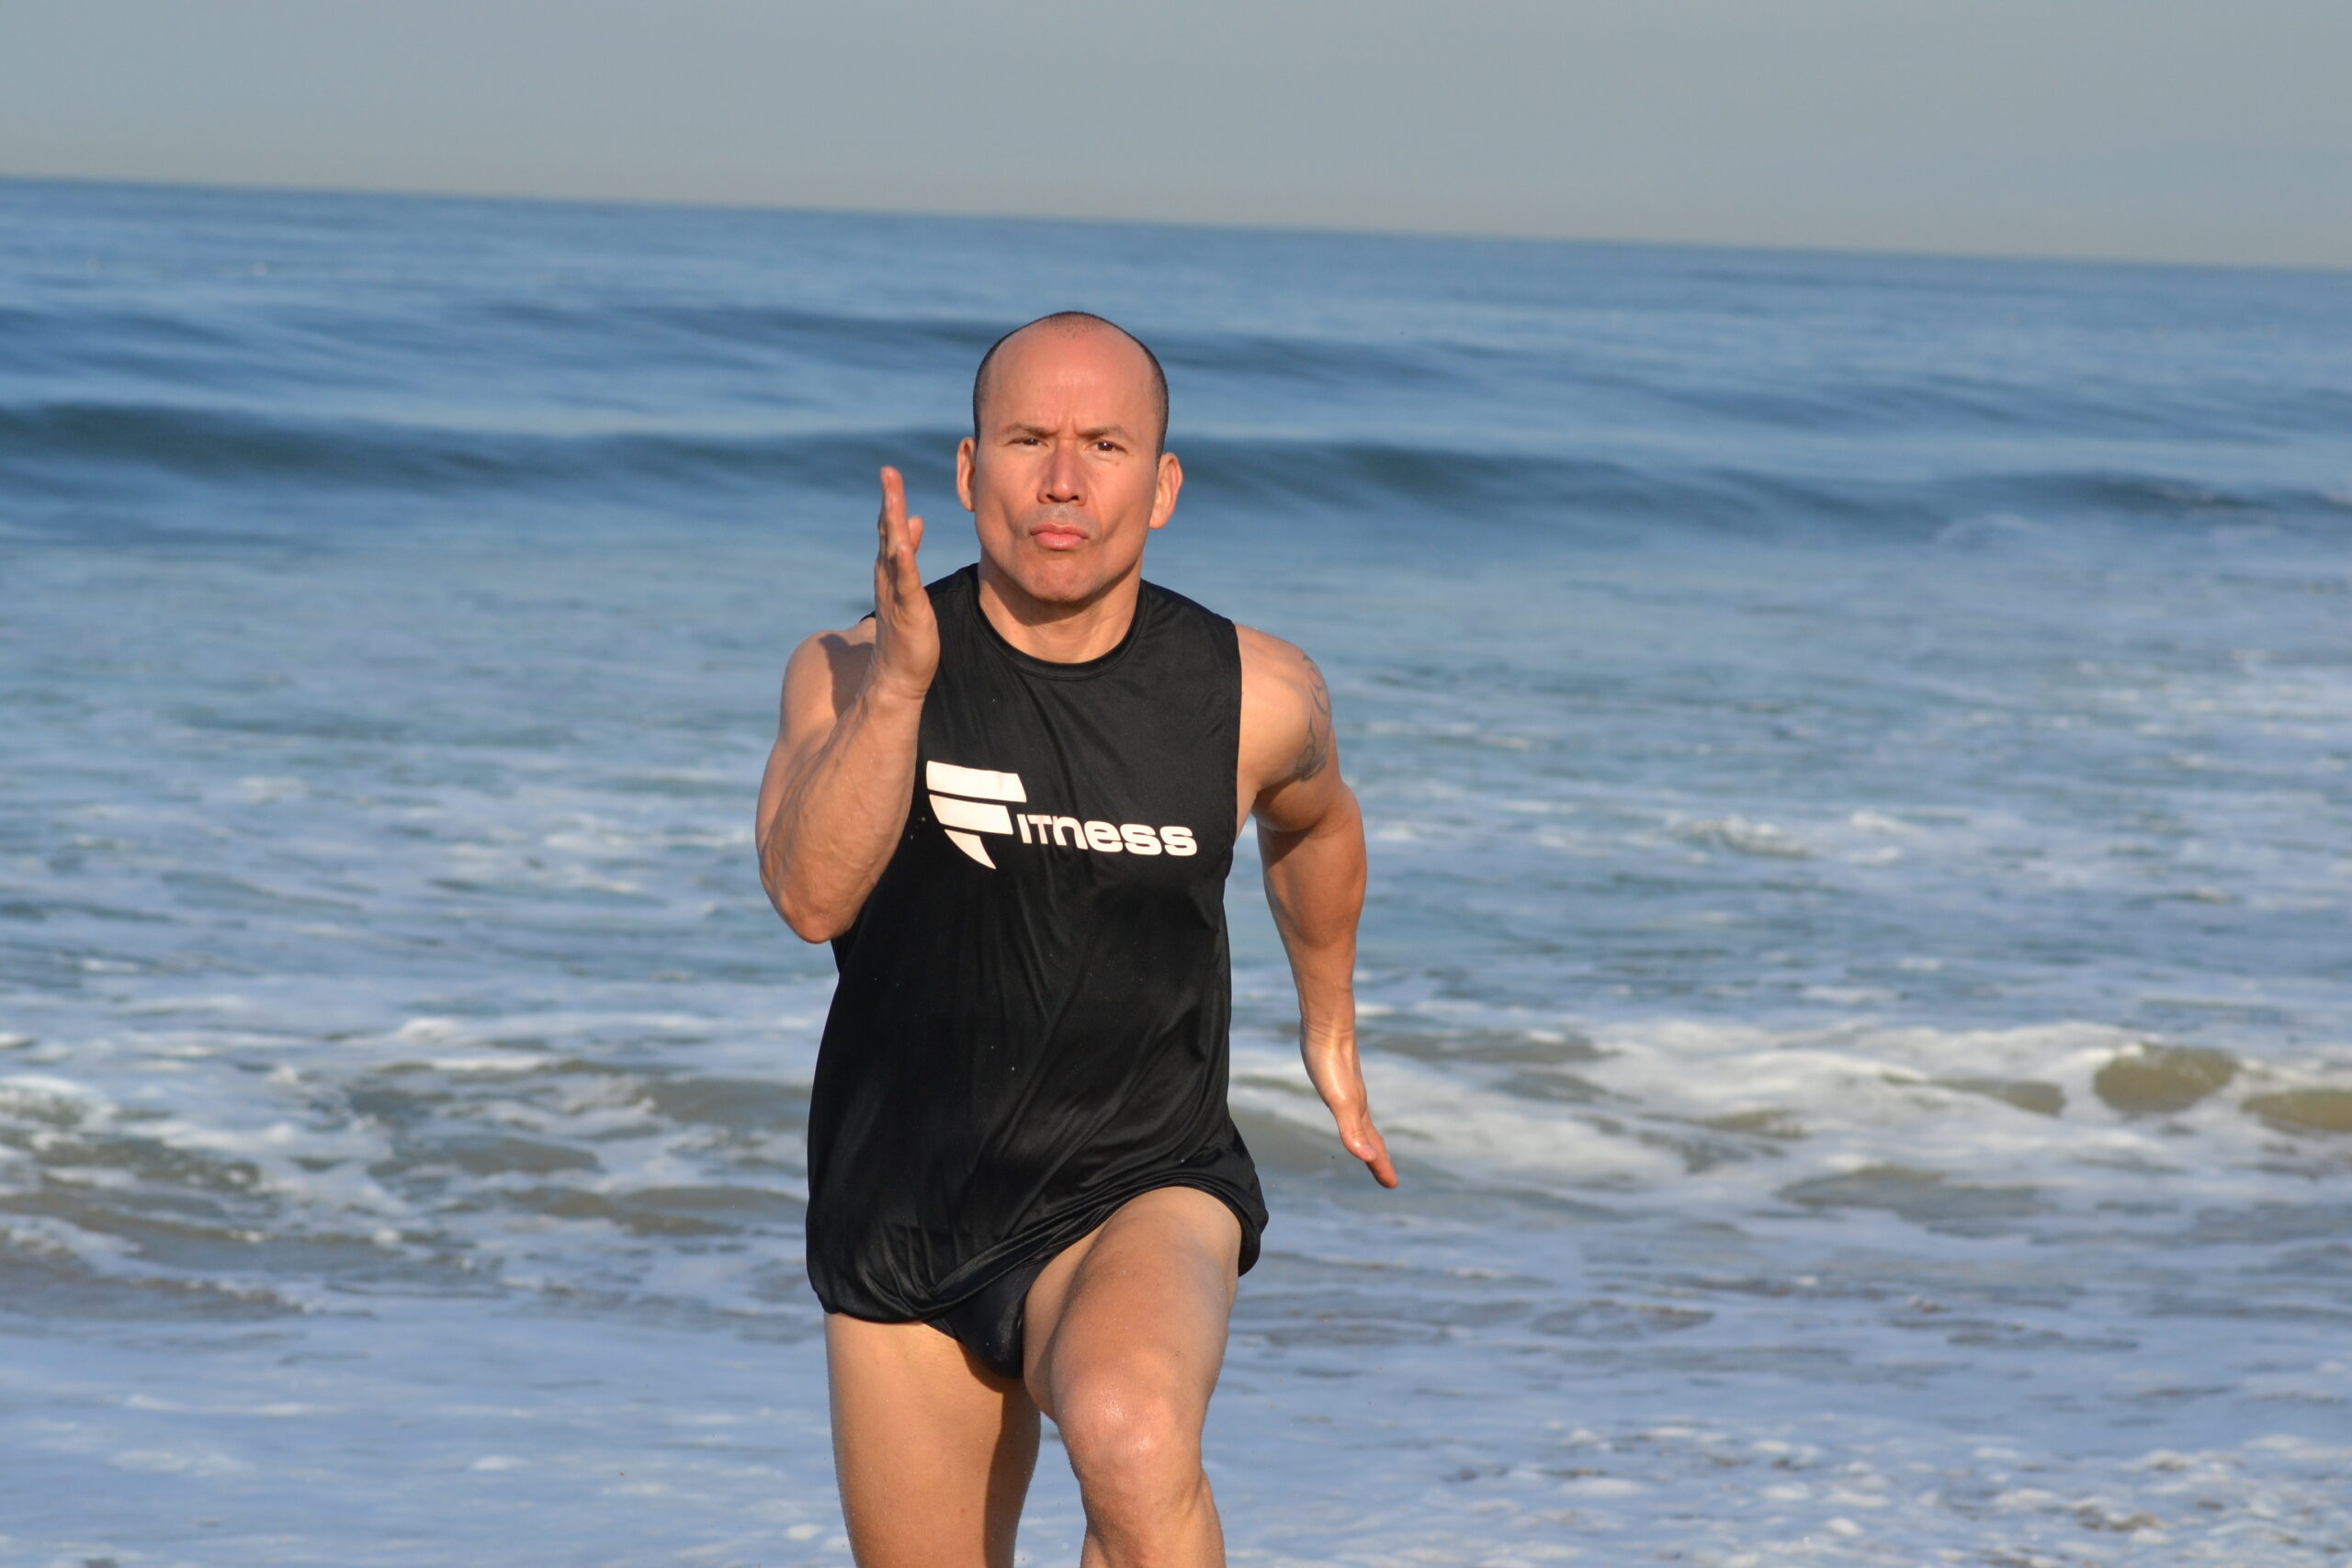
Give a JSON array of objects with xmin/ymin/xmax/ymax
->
[{"xmin": 3, "ymin": 178, "xmax": 2350, "ymax": 1564}]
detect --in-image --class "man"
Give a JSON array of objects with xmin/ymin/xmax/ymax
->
[{"xmin": 755, "ymin": 311, "xmax": 1396, "ymax": 1567}]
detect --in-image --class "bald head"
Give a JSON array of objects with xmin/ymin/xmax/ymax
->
[{"xmin": 972, "ymin": 311, "xmax": 1170, "ymax": 455}]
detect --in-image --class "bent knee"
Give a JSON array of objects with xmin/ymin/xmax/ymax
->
[{"xmin": 1056, "ymin": 1384, "xmax": 1204, "ymax": 1506}]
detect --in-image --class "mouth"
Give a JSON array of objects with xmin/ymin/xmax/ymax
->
[{"xmin": 1028, "ymin": 522, "xmax": 1089, "ymax": 551}]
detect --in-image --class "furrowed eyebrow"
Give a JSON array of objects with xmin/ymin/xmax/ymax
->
[{"xmin": 999, "ymin": 423, "xmax": 1136, "ymax": 442}]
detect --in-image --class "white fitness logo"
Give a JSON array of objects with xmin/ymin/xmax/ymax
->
[{"xmin": 926, "ymin": 761, "xmax": 1198, "ymax": 870}]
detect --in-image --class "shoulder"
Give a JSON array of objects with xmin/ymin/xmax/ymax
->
[
  {"xmin": 789, "ymin": 615, "xmax": 878, "ymax": 671},
  {"xmin": 1236, "ymin": 623, "xmax": 1321, "ymax": 705},
  {"xmin": 777, "ymin": 617, "xmax": 877, "ymax": 730},
  {"xmin": 1236, "ymin": 623, "xmax": 1335, "ymax": 797},
  {"xmin": 1135, "ymin": 577, "xmax": 1237, "ymax": 660}
]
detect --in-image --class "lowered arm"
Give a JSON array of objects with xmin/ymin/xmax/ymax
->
[{"xmin": 1240, "ymin": 628, "xmax": 1398, "ymax": 1188}]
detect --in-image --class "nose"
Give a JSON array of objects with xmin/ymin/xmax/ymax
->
[{"xmin": 1040, "ymin": 441, "xmax": 1085, "ymax": 504}]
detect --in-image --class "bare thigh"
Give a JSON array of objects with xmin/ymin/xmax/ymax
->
[
  {"xmin": 1018, "ymin": 1189, "xmax": 1243, "ymax": 1564},
  {"xmin": 825, "ymin": 1314, "xmax": 1040, "ymax": 1568},
  {"xmin": 1023, "ymin": 1186, "xmax": 1243, "ymax": 1416},
  {"xmin": 1024, "ymin": 1186, "xmax": 1243, "ymax": 1410}
]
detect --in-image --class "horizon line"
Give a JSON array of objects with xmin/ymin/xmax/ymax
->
[{"xmin": 7, "ymin": 169, "xmax": 2347, "ymax": 283}]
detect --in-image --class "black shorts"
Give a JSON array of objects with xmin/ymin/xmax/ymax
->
[
  {"xmin": 926, "ymin": 1250, "xmax": 1057, "ymax": 1382},
  {"xmin": 922, "ymin": 1180, "xmax": 1261, "ymax": 1382}
]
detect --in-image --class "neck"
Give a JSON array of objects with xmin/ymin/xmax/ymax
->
[{"xmin": 975, "ymin": 557, "xmax": 1144, "ymax": 663}]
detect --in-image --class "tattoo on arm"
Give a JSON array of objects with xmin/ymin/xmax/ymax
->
[{"xmin": 1294, "ymin": 657, "xmax": 1334, "ymax": 782}]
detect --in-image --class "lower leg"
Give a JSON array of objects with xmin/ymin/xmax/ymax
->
[{"xmin": 1077, "ymin": 1463, "xmax": 1222, "ymax": 1568}]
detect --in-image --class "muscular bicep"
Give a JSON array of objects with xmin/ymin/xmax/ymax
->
[
  {"xmin": 758, "ymin": 626, "xmax": 874, "ymax": 833},
  {"xmin": 1237, "ymin": 626, "xmax": 1347, "ymax": 837}
]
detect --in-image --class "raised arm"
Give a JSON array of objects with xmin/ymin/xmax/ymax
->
[
  {"xmin": 755, "ymin": 468, "xmax": 938, "ymax": 942},
  {"xmin": 1238, "ymin": 626, "xmax": 1398, "ymax": 1188}
]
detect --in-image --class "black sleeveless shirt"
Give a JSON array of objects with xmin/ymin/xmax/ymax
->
[{"xmin": 805, "ymin": 564, "xmax": 1268, "ymax": 1323}]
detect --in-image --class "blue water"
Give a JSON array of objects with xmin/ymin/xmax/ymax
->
[{"xmin": 4, "ymin": 177, "xmax": 2351, "ymax": 1565}]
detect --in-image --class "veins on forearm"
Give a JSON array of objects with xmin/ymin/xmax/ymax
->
[{"xmin": 766, "ymin": 689, "xmax": 910, "ymax": 904}]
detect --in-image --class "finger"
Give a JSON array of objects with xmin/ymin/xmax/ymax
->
[
  {"xmin": 1345, "ymin": 1115, "xmax": 1400, "ymax": 1189},
  {"xmin": 876, "ymin": 466, "xmax": 907, "ymax": 556},
  {"xmin": 887, "ymin": 513, "xmax": 927, "ymax": 606}
]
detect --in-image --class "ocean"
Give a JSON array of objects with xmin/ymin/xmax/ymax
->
[{"xmin": 3, "ymin": 177, "xmax": 2349, "ymax": 1566}]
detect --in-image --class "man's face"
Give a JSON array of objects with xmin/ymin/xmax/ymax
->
[{"xmin": 956, "ymin": 325, "xmax": 1181, "ymax": 609}]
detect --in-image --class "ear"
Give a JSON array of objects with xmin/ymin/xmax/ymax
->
[
  {"xmin": 1148, "ymin": 450, "xmax": 1183, "ymax": 531},
  {"xmin": 955, "ymin": 437, "xmax": 978, "ymax": 513}
]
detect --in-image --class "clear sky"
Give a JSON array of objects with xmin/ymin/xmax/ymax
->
[{"xmin": 5, "ymin": 0, "xmax": 2346, "ymax": 268}]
